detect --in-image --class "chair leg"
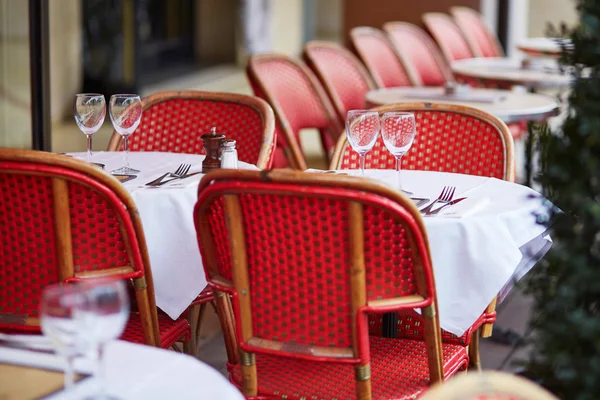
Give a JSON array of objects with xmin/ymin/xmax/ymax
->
[
  {"xmin": 184, "ymin": 304, "xmax": 200, "ymax": 357},
  {"xmin": 194, "ymin": 302, "xmax": 208, "ymax": 355},
  {"xmin": 481, "ymin": 297, "xmax": 497, "ymax": 338},
  {"xmin": 468, "ymin": 329, "xmax": 481, "ymax": 371}
]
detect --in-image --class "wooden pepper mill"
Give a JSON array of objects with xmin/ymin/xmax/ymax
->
[{"xmin": 201, "ymin": 127, "xmax": 226, "ymax": 173}]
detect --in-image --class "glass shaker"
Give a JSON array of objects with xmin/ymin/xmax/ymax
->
[{"xmin": 220, "ymin": 139, "xmax": 238, "ymax": 169}]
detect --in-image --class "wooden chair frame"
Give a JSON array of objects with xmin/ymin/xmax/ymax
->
[
  {"xmin": 0, "ymin": 149, "xmax": 162, "ymax": 346},
  {"xmin": 382, "ymin": 21, "xmax": 455, "ymax": 85},
  {"xmin": 451, "ymin": 6, "xmax": 505, "ymax": 58},
  {"xmin": 303, "ymin": 40, "xmax": 377, "ymax": 125},
  {"xmin": 194, "ymin": 169, "xmax": 465, "ymax": 399},
  {"xmin": 107, "ymin": 90, "xmax": 276, "ymax": 170},
  {"xmin": 330, "ymin": 102, "xmax": 515, "ymax": 182},
  {"xmin": 349, "ymin": 26, "xmax": 422, "ymax": 87},
  {"xmin": 423, "ymin": 371, "xmax": 559, "ymax": 400},
  {"xmin": 247, "ymin": 54, "xmax": 343, "ymax": 170},
  {"xmin": 422, "ymin": 12, "xmax": 475, "ymax": 64}
]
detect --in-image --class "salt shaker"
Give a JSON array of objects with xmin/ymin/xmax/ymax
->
[{"xmin": 220, "ymin": 139, "xmax": 238, "ymax": 169}]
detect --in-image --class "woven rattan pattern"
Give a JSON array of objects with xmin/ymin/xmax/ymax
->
[
  {"xmin": 239, "ymin": 193, "xmax": 353, "ymax": 348},
  {"xmin": 230, "ymin": 336, "xmax": 466, "ymax": 400},
  {"xmin": 305, "ymin": 45, "xmax": 372, "ymax": 120},
  {"xmin": 68, "ymin": 182, "xmax": 130, "ymax": 272},
  {"xmin": 423, "ymin": 13, "xmax": 474, "ymax": 62},
  {"xmin": 0, "ymin": 174, "xmax": 58, "ymax": 320},
  {"xmin": 340, "ymin": 110, "xmax": 506, "ymax": 179},
  {"xmin": 452, "ymin": 8, "xmax": 502, "ymax": 58},
  {"xmin": 121, "ymin": 311, "xmax": 190, "ymax": 349},
  {"xmin": 207, "ymin": 196, "xmax": 232, "ymax": 281},
  {"xmin": 351, "ymin": 28, "xmax": 412, "ymax": 88},
  {"xmin": 123, "ymin": 98, "xmax": 265, "ymax": 166}
]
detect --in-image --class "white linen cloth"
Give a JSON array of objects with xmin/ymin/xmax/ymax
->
[
  {"xmin": 68, "ymin": 152, "xmax": 259, "ymax": 320},
  {"xmin": 0, "ymin": 340, "xmax": 243, "ymax": 399}
]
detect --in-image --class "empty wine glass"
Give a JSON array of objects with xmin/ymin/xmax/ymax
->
[
  {"xmin": 346, "ymin": 110, "xmax": 380, "ymax": 176},
  {"xmin": 77, "ymin": 280, "xmax": 129, "ymax": 400},
  {"xmin": 40, "ymin": 284, "xmax": 85, "ymax": 390},
  {"xmin": 109, "ymin": 94, "xmax": 142, "ymax": 175},
  {"xmin": 381, "ymin": 112, "xmax": 417, "ymax": 195},
  {"xmin": 74, "ymin": 94, "xmax": 106, "ymax": 163}
]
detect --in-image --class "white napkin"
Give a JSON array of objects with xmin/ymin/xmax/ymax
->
[
  {"xmin": 438, "ymin": 197, "xmax": 491, "ymax": 218},
  {"xmin": 0, "ymin": 332, "xmax": 54, "ymax": 351}
]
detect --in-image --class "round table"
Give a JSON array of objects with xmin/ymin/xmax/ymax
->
[
  {"xmin": 365, "ymin": 86, "xmax": 559, "ymax": 124},
  {"xmin": 451, "ymin": 57, "xmax": 572, "ymax": 90},
  {"xmin": 517, "ymin": 37, "xmax": 571, "ymax": 58}
]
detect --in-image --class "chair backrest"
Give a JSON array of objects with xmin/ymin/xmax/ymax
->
[
  {"xmin": 0, "ymin": 149, "xmax": 160, "ymax": 345},
  {"xmin": 107, "ymin": 91, "xmax": 276, "ymax": 170},
  {"xmin": 330, "ymin": 103, "xmax": 515, "ymax": 182},
  {"xmin": 383, "ymin": 22, "xmax": 454, "ymax": 87},
  {"xmin": 451, "ymin": 6, "xmax": 504, "ymax": 58},
  {"xmin": 422, "ymin": 12, "xmax": 475, "ymax": 64},
  {"xmin": 246, "ymin": 54, "xmax": 343, "ymax": 170},
  {"xmin": 194, "ymin": 169, "xmax": 445, "ymax": 399},
  {"xmin": 422, "ymin": 371, "xmax": 559, "ymax": 400},
  {"xmin": 349, "ymin": 27, "xmax": 418, "ymax": 88},
  {"xmin": 303, "ymin": 41, "xmax": 376, "ymax": 126}
]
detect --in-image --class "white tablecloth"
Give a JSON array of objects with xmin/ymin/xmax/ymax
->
[
  {"xmin": 338, "ymin": 169, "xmax": 551, "ymax": 336},
  {"xmin": 69, "ymin": 152, "xmax": 259, "ymax": 320},
  {"xmin": 0, "ymin": 340, "xmax": 243, "ymax": 399}
]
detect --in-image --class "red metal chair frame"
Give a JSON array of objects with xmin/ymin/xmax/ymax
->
[
  {"xmin": 349, "ymin": 26, "xmax": 419, "ymax": 88},
  {"xmin": 107, "ymin": 91, "xmax": 276, "ymax": 170},
  {"xmin": 194, "ymin": 169, "xmax": 468, "ymax": 399},
  {"xmin": 422, "ymin": 12, "xmax": 476, "ymax": 64},
  {"xmin": 303, "ymin": 40, "xmax": 376, "ymax": 127},
  {"xmin": 451, "ymin": 6, "xmax": 504, "ymax": 58},
  {"xmin": 383, "ymin": 21, "xmax": 455, "ymax": 86},
  {"xmin": 246, "ymin": 54, "xmax": 343, "ymax": 170},
  {"xmin": 0, "ymin": 149, "xmax": 190, "ymax": 348}
]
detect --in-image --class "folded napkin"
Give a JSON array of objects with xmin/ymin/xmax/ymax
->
[{"xmin": 438, "ymin": 197, "xmax": 491, "ymax": 218}]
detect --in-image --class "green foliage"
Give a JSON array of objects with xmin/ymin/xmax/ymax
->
[{"xmin": 525, "ymin": 1, "xmax": 600, "ymax": 398}]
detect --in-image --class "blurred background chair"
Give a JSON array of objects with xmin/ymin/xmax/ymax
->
[
  {"xmin": 383, "ymin": 22, "xmax": 454, "ymax": 87},
  {"xmin": 422, "ymin": 12, "xmax": 476, "ymax": 65},
  {"xmin": 349, "ymin": 26, "xmax": 418, "ymax": 88},
  {"xmin": 0, "ymin": 149, "xmax": 191, "ymax": 350},
  {"xmin": 451, "ymin": 6, "xmax": 505, "ymax": 58},
  {"xmin": 247, "ymin": 54, "xmax": 342, "ymax": 170},
  {"xmin": 107, "ymin": 91, "xmax": 276, "ymax": 170},
  {"xmin": 303, "ymin": 41, "xmax": 376, "ymax": 127},
  {"xmin": 194, "ymin": 169, "xmax": 468, "ymax": 399},
  {"xmin": 422, "ymin": 371, "xmax": 559, "ymax": 400}
]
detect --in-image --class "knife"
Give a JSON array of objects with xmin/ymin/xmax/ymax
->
[{"xmin": 425, "ymin": 197, "xmax": 467, "ymax": 216}]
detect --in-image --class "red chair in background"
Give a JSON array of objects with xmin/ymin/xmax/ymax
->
[
  {"xmin": 451, "ymin": 6, "xmax": 504, "ymax": 58},
  {"xmin": 383, "ymin": 22, "xmax": 454, "ymax": 87},
  {"xmin": 422, "ymin": 12, "xmax": 476, "ymax": 64},
  {"xmin": 303, "ymin": 41, "xmax": 376, "ymax": 126},
  {"xmin": 107, "ymin": 91, "xmax": 276, "ymax": 170},
  {"xmin": 0, "ymin": 149, "xmax": 190, "ymax": 350},
  {"xmin": 246, "ymin": 54, "xmax": 343, "ymax": 170},
  {"xmin": 349, "ymin": 26, "xmax": 418, "ymax": 88},
  {"xmin": 194, "ymin": 169, "xmax": 469, "ymax": 399}
]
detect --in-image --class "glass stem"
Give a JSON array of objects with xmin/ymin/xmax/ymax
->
[
  {"xmin": 360, "ymin": 154, "xmax": 366, "ymax": 176},
  {"xmin": 64, "ymin": 355, "xmax": 75, "ymax": 389},
  {"xmin": 396, "ymin": 156, "xmax": 402, "ymax": 190},
  {"xmin": 124, "ymin": 136, "xmax": 130, "ymax": 169},
  {"xmin": 86, "ymin": 135, "xmax": 93, "ymax": 163}
]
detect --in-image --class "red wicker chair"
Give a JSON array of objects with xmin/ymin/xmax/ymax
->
[
  {"xmin": 383, "ymin": 22, "xmax": 454, "ymax": 87},
  {"xmin": 0, "ymin": 149, "xmax": 190, "ymax": 349},
  {"xmin": 194, "ymin": 169, "xmax": 469, "ymax": 399},
  {"xmin": 422, "ymin": 12, "xmax": 476, "ymax": 64},
  {"xmin": 107, "ymin": 91, "xmax": 276, "ymax": 170},
  {"xmin": 349, "ymin": 26, "xmax": 418, "ymax": 88},
  {"xmin": 451, "ymin": 6, "xmax": 504, "ymax": 58},
  {"xmin": 303, "ymin": 40, "xmax": 376, "ymax": 127},
  {"xmin": 246, "ymin": 54, "xmax": 343, "ymax": 170}
]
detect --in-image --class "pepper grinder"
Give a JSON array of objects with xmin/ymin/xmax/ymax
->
[{"xmin": 201, "ymin": 127, "xmax": 226, "ymax": 173}]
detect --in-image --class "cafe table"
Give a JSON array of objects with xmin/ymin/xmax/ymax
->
[
  {"xmin": 365, "ymin": 86, "xmax": 559, "ymax": 124},
  {"xmin": 0, "ymin": 339, "xmax": 243, "ymax": 399},
  {"xmin": 517, "ymin": 37, "xmax": 571, "ymax": 59}
]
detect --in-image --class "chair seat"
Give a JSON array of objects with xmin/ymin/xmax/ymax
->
[
  {"xmin": 230, "ymin": 336, "xmax": 468, "ymax": 399},
  {"xmin": 191, "ymin": 285, "xmax": 215, "ymax": 306},
  {"xmin": 121, "ymin": 312, "xmax": 190, "ymax": 349}
]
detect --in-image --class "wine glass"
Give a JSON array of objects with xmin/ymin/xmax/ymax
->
[
  {"xmin": 109, "ymin": 94, "xmax": 142, "ymax": 175},
  {"xmin": 381, "ymin": 112, "xmax": 417, "ymax": 195},
  {"xmin": 74, "ymin": 94, "xmax": 106, "ymax": 164},
  {"xmin": 346, "ymin": 110, "xmax": 380, "ymax": 176},
  {"xmin": 77, "ymin": 280, "xmax": 129, "ymax": 400},
  {"xmin": 40, "ymin": 284, "xmax": 85, "ymax": 390}
]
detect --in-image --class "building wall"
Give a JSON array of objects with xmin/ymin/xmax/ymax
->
[
  {"xmin": 528, "ymin": 0, "xmax": 578, "ymax": 37},
  {"xmin": 271, "ymin": 0, "xmax": 304, "ymax": 55}
]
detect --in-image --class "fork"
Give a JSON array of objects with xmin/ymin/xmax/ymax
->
[
  {"xmin": 145, "ymin": 164, "xmax": 191, "ymax": 186},
  {"xmin": 152, "ymin": 164, "xmax": 194, "ymax": 187},
  {"xmin": 420, "ymin": 186, "xmax": 456, "ymax": 214}
]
